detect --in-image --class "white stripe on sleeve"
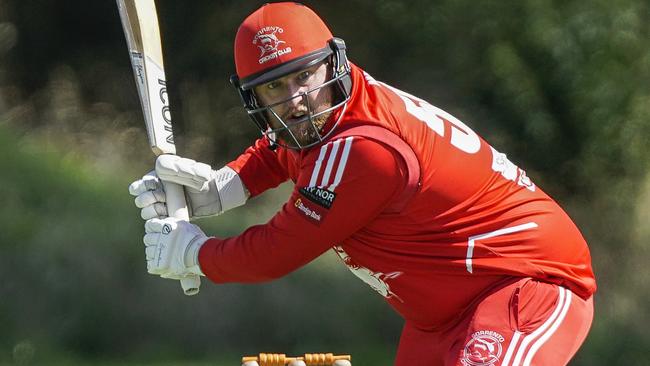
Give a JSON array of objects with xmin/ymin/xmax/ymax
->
[
  {"xmin": 320, "ymin": 139, "xmax": 341, "ymax": 187},
  {"xmin": 309, "ymin": 143, "xmax": 329, "ymax": 187},
  {"xmin": 328, "ymin": 137, "xmax": 354, "ymax": 191}
]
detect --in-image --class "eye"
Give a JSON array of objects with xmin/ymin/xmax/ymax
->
[
  {"xmin": 297, "ymin": 70, "xmax": 311, "ymax": 82},
  {"xmin": 266, "ymin": 81, "xmax": 281, "ymax": 90}
]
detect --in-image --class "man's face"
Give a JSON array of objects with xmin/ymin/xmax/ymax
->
[{"xmin": 253, "ymin": 61, "xmax": 334, "ymax": 148}]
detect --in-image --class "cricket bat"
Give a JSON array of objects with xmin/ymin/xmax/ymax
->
[{"xmin": 117, "ymin": 0, "xmax": 201, "ymax": 296}]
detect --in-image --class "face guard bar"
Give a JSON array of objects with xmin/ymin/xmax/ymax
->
[{"xmin": 230, "ymin": 38, "xmax": 352, "ymax": 150}]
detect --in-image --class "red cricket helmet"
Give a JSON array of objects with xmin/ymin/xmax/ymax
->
[{"xmin": 230, "ymin": 2, "xmax": 352, "ymax": 150}]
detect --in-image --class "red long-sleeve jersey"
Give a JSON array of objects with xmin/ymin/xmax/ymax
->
[{"xmin": 199, "ymin": 63, "xmax": 596, "ymax": 329}]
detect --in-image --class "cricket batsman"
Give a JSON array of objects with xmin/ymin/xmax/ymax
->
[{"xmin": 129, "ymin": 3, "xmax": 596, "ymax": 365}]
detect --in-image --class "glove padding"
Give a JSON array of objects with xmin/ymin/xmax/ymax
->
[
  {"xmin": 130, "ymin": 172, "xmax": 168, "ymax": 220},
  {"xmin": 143, "ymin": 217, "xmax": 208, "ymax": 279},
  {"xmin": 129, "ymin": 155, "xmax": 248, "ymax": 220},
  {"xmin": 156, "ymin": 155, "xmax": 214, "ymax": 191}
]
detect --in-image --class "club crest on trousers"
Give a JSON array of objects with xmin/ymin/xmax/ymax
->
[{"xmin": 461, "ymin": 330, "xmax": 505, "ymax": 366}]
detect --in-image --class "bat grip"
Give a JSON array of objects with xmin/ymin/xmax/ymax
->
[{"xmin": 162, "ymin": 179, "xmax": 201, "ymax": 296}]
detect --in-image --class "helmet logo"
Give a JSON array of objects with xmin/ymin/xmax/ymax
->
[{"xmin": 253, "ymin": 26, "xmax": 292, "ymax": 64}]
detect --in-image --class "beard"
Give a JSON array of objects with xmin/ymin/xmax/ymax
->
[
  {"xmin": 276, "ymin": 109, "xmax": 332, "ymax": 147},
  {"xmin": 268, "ymin": 85, "xmax": 335, "ymax": 148}
]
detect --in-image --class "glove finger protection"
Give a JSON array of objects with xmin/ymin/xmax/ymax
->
[
  {"xmin": 143, "ymin": 219, "xmax": 166, "ymax": 275},
  {"xmin": 144, "ymin": 244, "xmax": 157, "ymax": 261},
  {"xmin": 143, "ymin": 217, "xmax": 208, "ymax": 279},
  {"xmin": 129, "ymin": 172, "xmax": 169, "ymax": 219},
  {"xmin": 134, "ymin": 188, "xmax": 166, "ymax": 208},
  {"xmin": 140, "ymin": 202, "xmax": 168, "ymax": 220},
  {"xmin": 128, "ymin": 171, "xmax": 161, "ymax": 196}
]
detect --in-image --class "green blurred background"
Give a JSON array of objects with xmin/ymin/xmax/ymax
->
[{"xmin": 1, "ymin": 0, "xmax": 649, "ymax": 365}]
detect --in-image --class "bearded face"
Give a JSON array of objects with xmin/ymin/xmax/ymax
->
[{"xmin": 253, "ymin": 60, "xmax": 335, "ymax": 149}]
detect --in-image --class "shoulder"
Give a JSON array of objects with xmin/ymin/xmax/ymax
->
[{"xmin": 300, "ymin": 135, "xmax": 404, "ymax": 189}]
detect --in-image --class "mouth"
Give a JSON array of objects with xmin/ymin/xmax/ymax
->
[{"xmin": 284, "ymin": 110, "xmax": 308, "ymax": 124}]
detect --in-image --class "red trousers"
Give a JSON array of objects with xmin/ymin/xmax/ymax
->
[{"xmin": 395, "ymin": 278, "xmax": 594, "ymax": 366}]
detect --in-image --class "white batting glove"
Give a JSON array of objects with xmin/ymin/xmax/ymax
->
[
  {"xmin": 143, "ymin": 217, "xmax": 209, "ymax": 279},
  {"xmin": 128, "ymin": 155, "xmax": 249, "ymax": 220},
  {"xmin": 129, "ymin": 171, "xmax": 168, "ymax": 219}
]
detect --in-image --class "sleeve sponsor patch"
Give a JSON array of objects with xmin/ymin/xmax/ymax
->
[
  {"xmin": 293, "ymin": 197, "xmax": 327, "ymax": 225},
  {"xmin": 299, "ymin": 186, "xmax": 337, "ymax": 209}
]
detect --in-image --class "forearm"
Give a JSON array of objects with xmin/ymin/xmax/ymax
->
[{"xmin": 198, "ymin": 225, "xmax": 331, "ymax": 283}]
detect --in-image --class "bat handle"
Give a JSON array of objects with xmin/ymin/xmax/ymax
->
[{"xmin": 162, "ymin": 179, "xmax": 201, "ymax": 296}]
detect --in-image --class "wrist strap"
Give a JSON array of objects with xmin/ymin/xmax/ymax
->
[
  {"xmin": 214, "ymin": 166, "xmax": 249, "ymax": 211},
  {"xmin": 183, "ymin": 235, "xmax": 208, "ymax": 276}
]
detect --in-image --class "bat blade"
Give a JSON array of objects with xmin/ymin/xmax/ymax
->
[
  {"xmin": 117, "ymin": 0, "xmax": 175, "ymax": 156},
  {"xmin": 118, "ymin": 0, "xmax": 200, "ymax": 296}
]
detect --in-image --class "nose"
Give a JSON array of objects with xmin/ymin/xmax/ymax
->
[{"xmin": 285, "ymin": 82, "xmax": 309, "ymax": 109}]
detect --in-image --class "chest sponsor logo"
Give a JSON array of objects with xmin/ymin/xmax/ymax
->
[
  {"xmin": 299, "ymin": 186, "xmax": 337, "ymax": 209},
  {"xmin": 461, "ymin": 330, "xmax": 505, "ymax": 366},
  {"xmin": 294, "ymin": 198, "xmax": 327, "ymax": 225}
]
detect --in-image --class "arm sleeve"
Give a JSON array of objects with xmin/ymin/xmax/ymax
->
[
  {"xmin": 199, "ymin": 137, "xmax": 408, "ymax": 283},
  {"xmin": 226, "ymin": 137, "xmax": 290, "ymax": 197}
]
